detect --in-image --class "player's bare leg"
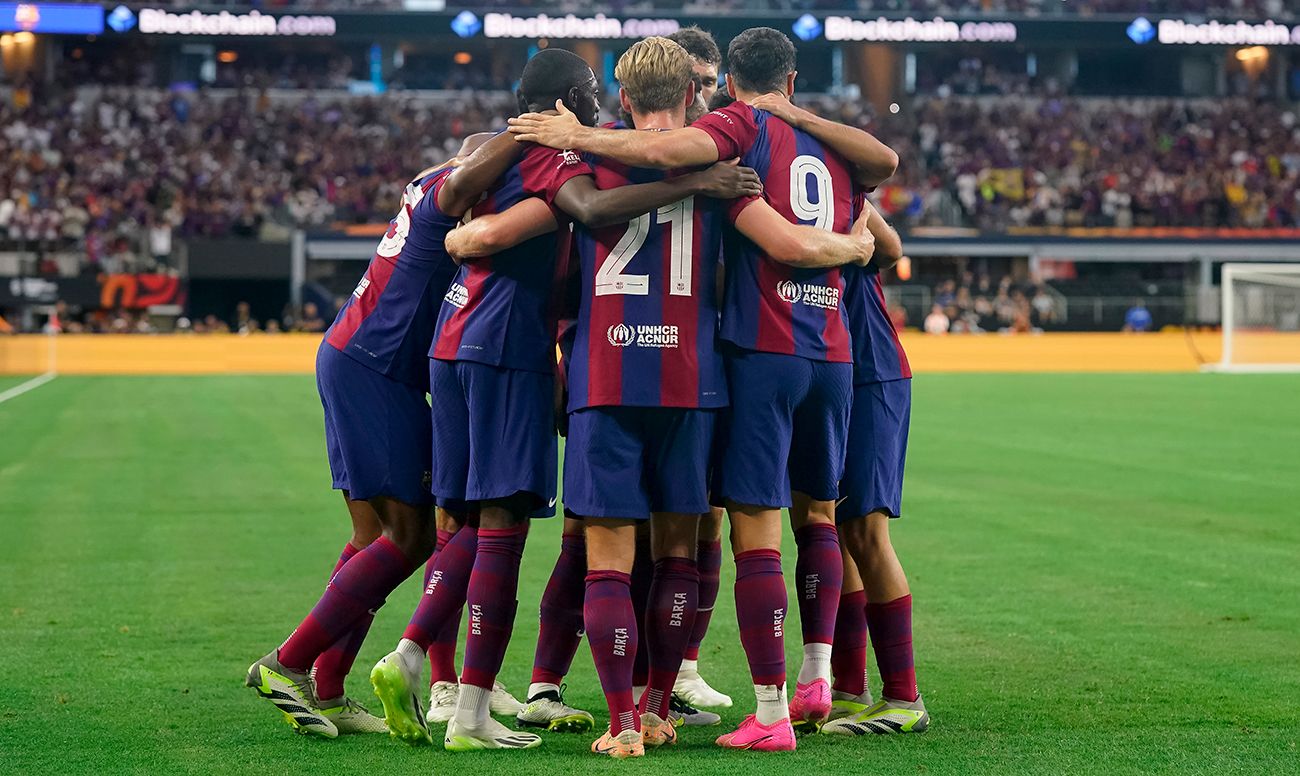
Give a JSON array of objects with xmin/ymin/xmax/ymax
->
[
  {"xmin": 674, "ymin": 506, "xmax": 732, "ymax": 712},
  {"xmin": 443, "ymin": 498, "xmax": 540, "ymax": 750},
  {"xmin": 822, "ymin": 512, "xmax": 927, "ymax": 735},
  {"xmin": 715, "ymin": 503, "xmax": 796, "ymax": 752},
  {"xmin": 517, "ymin": 515, "xmax": 596, "ymax": 732},
  {"xmin": 638, "ymin": 512, "xmax": 700, "ymax": 748},
  {"xmin": 787, "ymin": 492, "xmax": 842, "ymax": 728},
  {"xmin": 584, "ymin": 518, "xmax": 645, "ymax": 758}
]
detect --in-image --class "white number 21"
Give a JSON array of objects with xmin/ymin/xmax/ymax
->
[{"xmin": 595, "ymin": 197, "xmax": 695, "ymax": 297}]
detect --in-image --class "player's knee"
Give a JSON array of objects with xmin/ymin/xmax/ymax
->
[
  {"xmin": 379, "ymin": 501, "xmax": 436, "ymax": 561},
  {"xmin": 350, "ymin": 524, "xmax": 382, "ymax": 549},
  {"xmin": 651, "ymin": 513, "xmax": 699, "ymax": 560}
]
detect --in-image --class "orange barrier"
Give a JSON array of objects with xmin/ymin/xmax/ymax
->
[{"xmin": 0, "ymin": 331, "xmax": 1269, "ymax": 375}]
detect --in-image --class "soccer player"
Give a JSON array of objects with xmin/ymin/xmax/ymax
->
[
  {"xmin": 243, "ymin": 130, "xmax": 534, "ymax": 737},
  {"xmin": 665, "ymin": 23, "xmax": 732, "ymax": 714},
  {"xmin": 367, "ymin": 47, "xmax": 762, "ymax": 752},
  {"xmin": 501, "ymin": 36, "xmax": 879, "ymax": 757},
  {"xmin": 508, "ymin": 26, "xmax": 899, "ymax": 752},
  {"xmin": 746, "ymin": 92, "xmax": 929, "ymax": 734}
]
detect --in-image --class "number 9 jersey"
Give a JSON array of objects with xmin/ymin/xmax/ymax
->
[
  {"xmin": 692, "ymin": 101, "xmax": 859, "ymax": 363},
  {"xmin": 567, "ymin": 156, "xmax": 729, "ymax": 411}
]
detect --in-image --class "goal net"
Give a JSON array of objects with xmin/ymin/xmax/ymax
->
[{"xmin": 1212, "ymin": 263, "xmax": 1300, "ymax": 373}]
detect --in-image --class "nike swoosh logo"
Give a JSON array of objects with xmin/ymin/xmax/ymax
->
[
  {"xmin": 740, "ymin": 734, "xmax": 774, "ymax": 749},
  {"xmin": 548, "ymin": 498, "xmax": 558, "ymax": 508},
  {"xmin": 593, "ymin": 742, "xmax": 615, "ymax": 753}
]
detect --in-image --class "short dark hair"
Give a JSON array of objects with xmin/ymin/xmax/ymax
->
[
  {"xmin": 707, "ymin": 88, "xmax": 735, "ymax": 112},
  {"xmin": 726, "ymin": 27, "xmax": 796, "ymax": 94},
  {"xmin": 517, "ymin": 48, "xmax": 593, "ymax": 113},
  {"xmin": 667, "ymin": 25, "xmax": 721, "ymax": 66}
]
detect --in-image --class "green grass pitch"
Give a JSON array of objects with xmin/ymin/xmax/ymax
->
[{"xmin": 1, "ymin": 373, "xmax": 1297, "ymax": 774}]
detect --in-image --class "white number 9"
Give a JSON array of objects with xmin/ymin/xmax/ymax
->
[{"xmin": 790, "ymin": 155, "xmax": 835, "ymax": 231}]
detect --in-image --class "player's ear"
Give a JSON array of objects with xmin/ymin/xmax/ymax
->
[
  {"xmin": 786, "ymin": 71, "xmax": 797, "ymax": 98},
  {"xmin": 619, "ymin": 87, "xmax": 633, "ymax": 116},
  {"xmin": 565, "ymin": 85, "xmax": 579, "ymax": 113},
  {"xmin": 726, "ymin": 76, "xmax": 736, "ymax": 99},
  {"xmin": 683, "ymin": 80, "xmax": 696, "ymax": 112}
]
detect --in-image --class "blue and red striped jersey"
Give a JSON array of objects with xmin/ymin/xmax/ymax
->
[
  {"xmin": 431, "ymin": 142, "xmax": 593, "ymax": 374},
  {"xmin": 324, "ymin": 165, "xmax": 459, "ymax": 391},
  {"xmin": 568, "ymin": 154, "xmax": 728, "ymax": 411},
  {"xmin": 842, "ymin": 264, "xmax": 912, "ymax": 383},
  {"xmin": 693, "ymin": 101, "xmax": 858, "ymax": 363}
]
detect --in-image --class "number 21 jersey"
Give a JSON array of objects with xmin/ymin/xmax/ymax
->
[{"xmin": 568, "ymin": 155, "xmax": 728, "ymax": 411}]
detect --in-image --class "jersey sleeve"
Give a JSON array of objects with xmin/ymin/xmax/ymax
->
[
  {"xmin": 517, "ymin": 143, "xmax": 595, "ymax": 205},
  {"xmin": 691, "ymin": 102, "xmax": 760, "ymax": 161},
  {"xmin": 726, "ymin": 193, "xmax": 763, "ymax": 223}
]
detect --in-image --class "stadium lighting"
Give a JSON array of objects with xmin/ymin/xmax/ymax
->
[
  {"xmin": 0, "ymin": 34, "xmax": 11, "ymax": 47},
  {"xmin": 1235, "ymin": 45, "xmax": 1268, "ymax": 62},
  {"xmin": 13, "ymin": 30, "xmax": 34, "ymax": 44},
  {"xmin": 454, "ymin": 51, "xmax": 472, "ymax": 65}
]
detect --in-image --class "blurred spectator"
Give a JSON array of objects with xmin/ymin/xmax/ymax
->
[
  {"xmin": 924, "ymin": 304, "xmax": 950, "ymax": 335},
  {"xmin": 294, "ymin": 302, "xmax": 326, "ymax": 333},
  {"xmin": 1124, "ymin": 299, "xmax": 1153, "ymax": 332}
]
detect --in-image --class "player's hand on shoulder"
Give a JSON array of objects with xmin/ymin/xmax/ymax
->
[
  {"xmin": 749, "ymin": 93, "xmax": 805, "ymax": 127},
  {"xmin": 695, "ymin": 159, "xmax": 763, "ymax": 200},
  {"xmin": 852, "ymin": 229, "xmax": 877, "ymax": 266},
  {"xmin": 507, "ymin": 99, "xmax": 582, "ymax": 149}
]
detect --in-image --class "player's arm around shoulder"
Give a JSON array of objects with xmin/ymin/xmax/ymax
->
[
  {"xmin": 854, "ymin": 200, "xmax": 904, "ymax": 270},
  {"xmin": 508, "ymin": 100, "xmax": 720, "ymax": 170},
  {"xmin": 750, "ymin": 94, "xmax": 898, "ymax": 189},
  {"xmin": 435, "ymin": 131, "xmax": 526, "ymax": 218},
  {"xmin": 552, "ymin": 162, "xmax": 760, "ymax": 229},
  {"xmin": 444, "ymin": 198, "xmax": 559, "ymax": 263},
  {"xmin": 733, "ymin": 198, "xmax": 874, "ymax": 269}
]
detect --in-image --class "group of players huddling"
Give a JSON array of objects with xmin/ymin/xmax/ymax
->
[{"xmin": 246, "ymin": 25, "xmax": 926, "ymax": 757}]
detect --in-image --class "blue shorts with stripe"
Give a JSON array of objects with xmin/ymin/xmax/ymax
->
[
  {"xmin": 429, "ymin": 359, "xmax": 557, "ymax": 516},
  {"xmin": 317, "ymin": 342, "xmax": 432, "ymax": 506},
  {"xmin": 837, "ymin": 378, "xmax": 910, "ymax": 522},
  {"xmin": 564, "ymin": 406, "xmax": 716, "ymax": 520},
  {"xmin": 719, "ymin": 348, "xmax": 853, "ymax": 508}
]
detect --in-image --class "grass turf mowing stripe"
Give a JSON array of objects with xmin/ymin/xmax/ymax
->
[{"xmin": 0, "ymin": 374, "xmax": 1296, "ymax": 774}]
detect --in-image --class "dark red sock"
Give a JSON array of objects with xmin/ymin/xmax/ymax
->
[
  {"xmin": 630, "ymin": 543, "xmax": 652, "ymax": 689},
  {"xmin": 279, "ymin": 536, "xmax": 418, "ymax": 672},
  {"xmin": 531, "ymin": 531, "xmax": 586, "ymax": 686},
  {"xmin": 459, "ymin": 526, "xmax": 527, "ymax": 689},
  {"xmin": 734, "ymin": 549, "xmax": 787, "ymax": 686},
  {"xmin": 423, "ymin": 529, "xmax": 462, "ymax": 685},
  {"xmin": 831, "ymin": 589, "xmax": 868, "ymax": 696},
  {"xmin": 685, "ymin": 539, "xmax": 721, "ymax": 661},
  {"xmin": 402, "ymin": 526, "xmax": 476, "ymax": 650},
  {"xmin": 866, "ymin": 594, "xmax": 918, "ymax": 702},
  {"xmin": 641, "ymin": 557, "xmax": 699, "ymax": 719},
  {"xmin": 313, "ymin": 543, "xmax": 365, "ymax": 700},
  {"xmin": 794, "ymin": 523, "xmax": 842, "ymax": 646},
  {"xmin": 585, "ymin": 570, "xmax": 639, "ymax": 736}
]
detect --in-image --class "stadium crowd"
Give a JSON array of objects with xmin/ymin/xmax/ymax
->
[
  {"xmin": 4, "ymin": 86, "xmax": 1298, "ymax": 261},
  {"xmin": 63, "ymin": 0, "xmax": 1297, "ymax": 19},
  {"xmin": 0, "ymin": 88, "xmax": 514, "ymax": 262}
]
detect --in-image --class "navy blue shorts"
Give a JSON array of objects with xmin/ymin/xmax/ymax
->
[
  {"xmin": 564, "ymin": 406, "xmax": 716, "ymax": 520},
  {"xmin": 838, "ymin": 379, "xmax": 911, "ymax": 522},
  {"xmin": 429, "ymin": 359, "xmax": 557, "ymax": 515},
  {"xmin": 317, "ymin": 342, "xmax": 432, "ymax": 506},
  {"xmin": 720, "ymin": 349, "xmax": 853, "ymax": 508}
]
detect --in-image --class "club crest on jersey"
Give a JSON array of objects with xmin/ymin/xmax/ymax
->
[
  {"xmin": 558, "ymin": 149, "xmax": 583, "ymax": 168},
  {"xmin": 444, "ymin": 282, "xmax": 469, "ymax": 308},
  {"xmin": 607, "ymin": 323, "xmax": 679, "ymax": 348},
  {"xmin": 776, "ymin": 280, "xmax": 840, "ymax": 310}
]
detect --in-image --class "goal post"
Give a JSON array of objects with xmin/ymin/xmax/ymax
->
[{"xmin": 1210, "ymin": 263, "xmax": 1300, "ymax": 373}]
